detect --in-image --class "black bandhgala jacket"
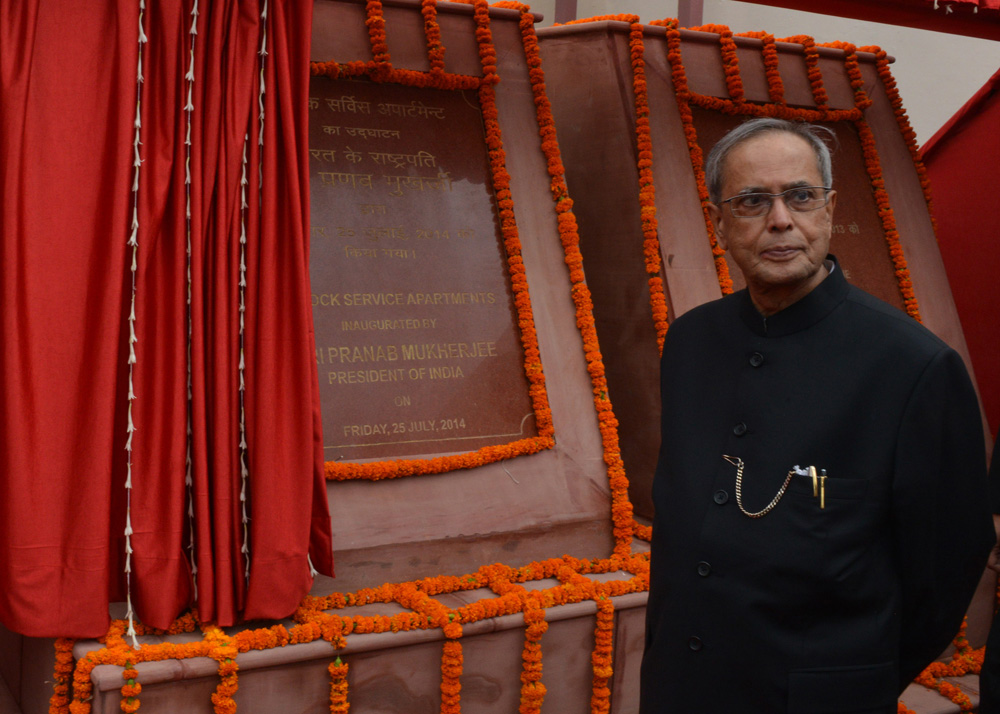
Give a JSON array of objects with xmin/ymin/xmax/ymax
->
[{"xmin": 639, "ymin": 259, "xmax": 993, "ymax": 714}]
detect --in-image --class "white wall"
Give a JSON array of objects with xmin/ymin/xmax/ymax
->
[{"xmin": 531, "ymin": 0, "xmax": 1000, "ymax": 147}]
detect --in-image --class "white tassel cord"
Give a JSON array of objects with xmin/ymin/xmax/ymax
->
[
  {"xmin": 238, "ymin": 134, "xmax": 251, "ymax": 584},
  {"xmin": 184, "ymin": 0, "xmax": 200, "ymax": 602},
  {"xmin": 123, "ymin": 0, "xmax": 148, "ymax": 651}
]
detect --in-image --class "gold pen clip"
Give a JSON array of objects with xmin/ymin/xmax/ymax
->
[
  {"xmin": 809, "ymin": 465, "xmax": 818, "ymax": 497},
  {"xmin": 819, "ymin": 469, "xmax": 827, "ymax": 509}
]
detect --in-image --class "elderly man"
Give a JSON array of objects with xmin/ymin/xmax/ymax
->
[{"xmin": 638, "ymin": 117, "xmax": 993, "ymax": 714}]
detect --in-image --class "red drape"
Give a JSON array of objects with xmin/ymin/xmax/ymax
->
[
  {"xmin": 922, "ymin": 68, "xmax": 1000, "ymax": 438},
  {"xmin": 0, "ymin": 0, "xmax": 333, "ymax": 638}
]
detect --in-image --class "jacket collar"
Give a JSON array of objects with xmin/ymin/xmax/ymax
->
[{"xmin": 737, "ymin": 255, "xmax": 849, "ymax": 338}]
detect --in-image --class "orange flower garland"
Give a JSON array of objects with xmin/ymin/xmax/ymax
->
[
  {"xmin": 778, "ymin": 34, "xmax": 829, "ymax": 108},
  {"xmin": 588, "ymin": 597, "xmax": 615, "ymax": 714},
  {"xmin": 120, "ymin": 662, "xmax": 141, "ymax": 714},
  {"xmin": 53, "ymin": 552, "xmax": 652, "ymax": 714},
  {"xmin": 49, "ymin": 638, "xmax": 74, "ymax": 714},
  {"xmin": 662, "ymin": 23, "xmax": 733, "ymax": 294},
  {"xmin": 861, "ymin": 45, "xmax": 939, "ymax": 237},
  {"xmin": 441, "ymin": 633, "xmax": 464, "ymax": 714},
  {"xmin": 518, "ymin": 594, "xmax": 548, "ymax": 714},
  {"xmin": 329, "ymin": 658, "xmax": 350, "ymax": 714},
  {"xmin": 911, "ymin": 618, "xmax": 984, "ymax": 712},
  {"xmin": 421, "ymin": 0, "xmax": 446, "ymax": 73},
  {"xmin": 622, "ymin": 17, "xmax": 671, "ymax": 354},
  {"xmin": 203, "ymin": 624, "xmax": 239, "ymax": 714},
  {"xmin": 737, "ymin": 31, "xmax": 783, "ymax": 104},
  {"xmin": 365, "ymin": 0, "xmax": 390, "ymax": 76}
]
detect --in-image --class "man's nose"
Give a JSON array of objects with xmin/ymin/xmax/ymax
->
[{"xmin": 766, "ymin": 195, "xmax": 795, "ymax": 230}]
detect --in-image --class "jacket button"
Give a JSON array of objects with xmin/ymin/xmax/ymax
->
[
  {"xmin": 733, "ymin": 422, "xmax": 747, "ymax": 436},
  {"xmin": 713, "ymin": 489, "xmax": 729, "ymax": 505},
  {"xmin": 697, "ymin": 561, "xmax": 712, "ymax": 577},
  {"xmin": 749, "ymin": 352, "xmax": 764, "ymax": 367},
  {"xmin": 688, "ymin": 636, "xmax": 703, "ymax": 651}
]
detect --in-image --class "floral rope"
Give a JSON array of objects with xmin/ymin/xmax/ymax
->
[
  {"xmin": 515, "ymin": 590, "xmax": 548, "ymax": 714},
  {"xmin": 662, "ymin": 22, "xmax": 733, "ymax": 294},
  {"xmin": 120, "ymin": 662, "xmax": 141, "ymax": 714},
  {"xmin": 421, "ymin": 0, "xmax": 446, "ymax": 73},
  {"xmin": 778, "ymin": 34, "xmax": 829, "ymax": 108},
  {"xmin": 48, "ymin": 639, "xmax": 73, "ymax": 714},
  {"xmin": 329, "ymin": 658, "xmax": 350, "ymax": 714},
  {"xmin": 861, "ymin": 45, "xmax": 939, "ymax": 236},
  {"xmin": 204, "ymin": 624, "xmax": 240, "ymax": 714},
  {"xmin": 441, "ymin": 634, "xmax": 463, "ymax": 714},
  {"xmin": 737, "ymin": 31, "xmax": 783, "ymax": 104},
  {"xmin": 623, "ymin": 18, "xmax": 670, "ymax": 353},
  {"xmin": 589, "ymin": 597, "xmax": 615, "ymax": 714}
]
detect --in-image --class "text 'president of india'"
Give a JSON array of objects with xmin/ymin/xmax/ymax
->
[{"xmin": 638, "ymin": 118, "xmax": 994, "ymax": 714}]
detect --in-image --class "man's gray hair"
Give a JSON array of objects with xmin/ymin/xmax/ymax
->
[{"xmin": 704, "ymin": 118, "xmax": 835, "ymax": 204}]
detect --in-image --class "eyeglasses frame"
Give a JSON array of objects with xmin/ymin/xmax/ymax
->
[{"xmin": 719, "ymin": 186, "xmax": 834, "ymax": 219}]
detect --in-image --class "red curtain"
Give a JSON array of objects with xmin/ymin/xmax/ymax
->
[
  {"xmin": 0, "ymin": 0, "xmax": 333, "ymax": 638},
  {"xmin": 922, "ymin": 68, "xmax": 1000, "ymax": 439}
]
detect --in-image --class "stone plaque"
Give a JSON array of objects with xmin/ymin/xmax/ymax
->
[
  {"xmin": 690, "ymin": 107, "xmax": 906, "ymax": 310},
  {"xmin": 309, "ymin": 77, "xmax": 537, "ymax": 462}
]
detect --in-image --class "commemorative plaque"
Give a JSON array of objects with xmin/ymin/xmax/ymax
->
[{"xmin": 309, "ymin": 78, "xmax": 537, "ymax": 462}]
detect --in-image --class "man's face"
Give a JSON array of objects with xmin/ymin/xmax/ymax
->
[{"xmin": 707, "ymin": 132, "xmax": 836, "ymax": 302}]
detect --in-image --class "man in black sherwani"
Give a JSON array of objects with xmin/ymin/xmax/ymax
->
[{"xmin": 639, "ymin": 117, "xmax": 994, "ymax": 714}]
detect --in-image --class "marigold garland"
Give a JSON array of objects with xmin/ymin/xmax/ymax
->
[
  {"xmin": 49, "ymin": 638, "xmax": 74, "ymax": 714},
  {"xmin": 120, "ymin": 662, "xmax": 141, "ymax": 714},
  {"xmin": 329, "ymin": 658, "xmax": 350, "ymax": 714},
  {"xmin": 778, "ymin": 34, "xmax": 829, "ymax": 108},
  {"xmin": 661, "ymin": 23, "xmax": 733, "ymax": 294},
  {"xmin": 622, "ymin": 17, "xmax": 670, "ymax": 354},
  {"xmin": 737, "ymin": 31, "xmax": 783, "ymax": 104},
  {"xmin": 588, "ymin": 597, "xmax": 615, "ymax": 714},
  {"xmin": 203, "ymin": 624, "xmax": 239, "ymax": 714},
  {"xmin": 861, "ymin": 45, "xmax": 939, "ymax": 238},
  {"xmin": 441, "ymin": 635, "xmax": 464, "ymax": 714},
  {"xmin": 421, "ymin": 0, "xmax": 446, "ymax": 73},
  {"xmin": 518, "ymin": 594, "xmax": 548, "ymax": 714},
  {"xmin": 690, "ymin": 24, "xmax": 744, "ymax": 102}
]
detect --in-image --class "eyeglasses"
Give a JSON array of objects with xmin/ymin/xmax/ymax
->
[{"xmin": 720, "ymin": 186, "xmax": 833, "ymax": 218}]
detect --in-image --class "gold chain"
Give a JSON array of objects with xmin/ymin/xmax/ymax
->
[{"xmin": 722, "ymin": 455, "xmax": 795, "ymax": 518}]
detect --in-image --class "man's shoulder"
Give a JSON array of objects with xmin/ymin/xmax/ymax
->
[
  {"xmin": 841, "ymin": 285, "xmax": 948, "ymax": 355},
  {"xmin": 667, "ymin": 292, "xmax": 741, "ymax": 334}
]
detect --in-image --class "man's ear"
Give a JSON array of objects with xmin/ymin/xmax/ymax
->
[
  {"xmin": 826, "ymin": 189, "xmax": 837, "ymax": 217},
  {"xmin": 707, "ymin": 203, "xmax": 727, "ymax": 251}
]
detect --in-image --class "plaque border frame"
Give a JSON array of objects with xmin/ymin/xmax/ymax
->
[{"xmin": 311, "ymin": 13, "xmax": 559, "ymax": 482}]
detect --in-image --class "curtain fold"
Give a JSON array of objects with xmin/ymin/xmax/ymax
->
[{"xmin": 0, "ymin": 0, "xmax": 333, "ymax": 638}]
